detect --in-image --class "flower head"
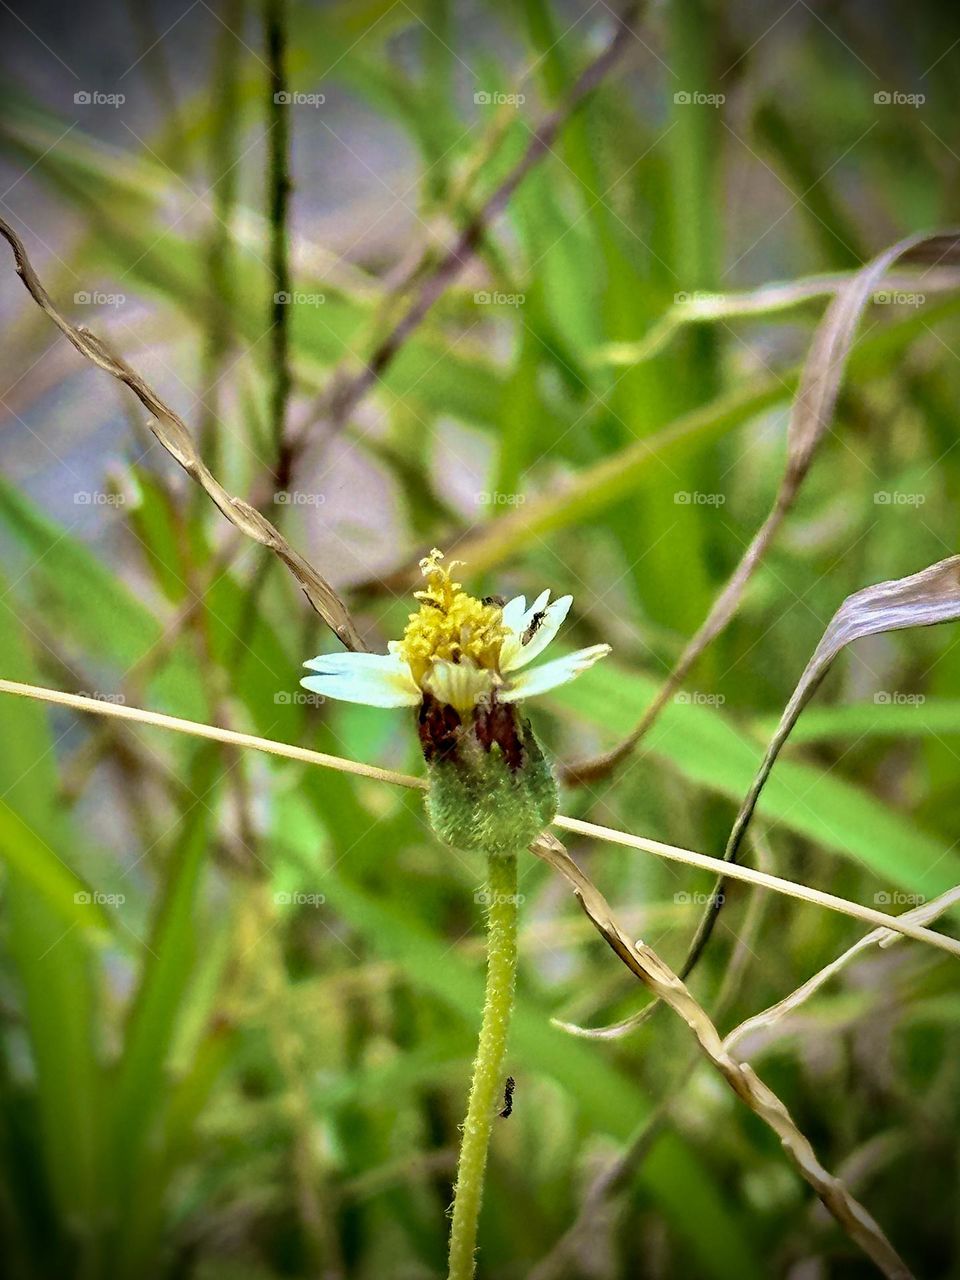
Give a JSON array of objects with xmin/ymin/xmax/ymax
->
[
  {"xmin": 301, "ymin": 548, "xmax": 610, "ymax": 714},
  {"xmin": 301, "ymin": 550, "xmax": 610, "ymax": 855}
]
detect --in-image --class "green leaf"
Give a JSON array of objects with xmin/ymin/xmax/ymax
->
[{"xmin": 0, "ymin": 577, "xmax": 106, "ymax": 1251}]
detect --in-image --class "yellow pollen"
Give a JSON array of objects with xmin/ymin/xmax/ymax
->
[{"xmin": 398, "ymin": 549, "xmax": 506, "ymax": 686}]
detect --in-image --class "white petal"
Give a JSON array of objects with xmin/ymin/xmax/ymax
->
[
  {"xmin": 500, "ymin": 594, "xmax": 527, "ymax": 635},
  {"xmin": 421, "ymin": 659, "xmax": 495, "ymax": 713},
  {"xmin": 499, "ymin": 644, "xmax": 611, "ymax": 703},
  {"xmin": 500, "ymin": 590, "xmax": 548, "ymax": 669},
  {"xmin": 507, "ymin": 593, "xmax": 573, "ymax": 670},
  {"xmin": 301, "ymin": 652, "xmax": 419, "ymax": 707}
]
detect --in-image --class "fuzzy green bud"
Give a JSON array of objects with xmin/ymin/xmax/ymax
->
[{"xmin": 418, "ymin": 696, "xmax": 558, "ymax": 856}]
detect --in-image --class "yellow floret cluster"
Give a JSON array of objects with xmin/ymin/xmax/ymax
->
[{"xmin": 398, "ymin": 549, "xmax": 505, "ymax": 686}]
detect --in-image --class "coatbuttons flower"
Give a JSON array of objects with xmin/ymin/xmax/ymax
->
[{"xmin": 302, "ymin": 549, "xmax": 610, "ymax": 855}]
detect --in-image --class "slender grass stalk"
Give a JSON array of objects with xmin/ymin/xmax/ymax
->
[
  {"xmin": 448, "ymin": 853, "xmax": 519, "ymax": 1280},
  {"xmin": 264, "ymin": 0, "xmax": 292, "ymax": 465},
  {"xmin": 1, "ymin": 677, "xmax": 958, "ymax": 956}
]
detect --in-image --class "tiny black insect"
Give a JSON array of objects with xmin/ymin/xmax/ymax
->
[
  {"xmin": 499, "ymin": 1075, "xmax": 515, "ymax": 1119},
  {"xmin": 521, "ymin": 610, "xmax": 547, "ymax": 645},
  {"xmin": 482, "ymin": 594, "xmax": 506, "ymax": 608}
]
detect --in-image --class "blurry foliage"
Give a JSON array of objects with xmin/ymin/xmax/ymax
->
[{"xmin": 1, "ymin": 0, "xmax": 960, "ymax": 1277}]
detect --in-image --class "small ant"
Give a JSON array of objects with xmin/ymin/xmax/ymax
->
[
  {"xmin": 499, "ymin": 1075, "xmax": 515, "ymax": 1119},
  {"xmin": 482, "ymin": 594, "xmax": 506, "ymax": 608}
]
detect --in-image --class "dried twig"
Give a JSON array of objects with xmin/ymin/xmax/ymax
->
[
  {"xmin": 530, "ymin": 832, "xmax": 914, "ymax": 1280},
  {"xmin": 562, "ymin": 229, "xmax": 960, "ymax": 787},
  {"xmin": 0, "ymin": 215, "xmax": 365, "ymax": 652}
]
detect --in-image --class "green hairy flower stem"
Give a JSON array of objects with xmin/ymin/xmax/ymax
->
[{"xmin": 447, "ymin": 852, "xmax": 520, "ymax": 1280}]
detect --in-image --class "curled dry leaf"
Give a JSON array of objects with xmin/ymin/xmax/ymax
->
[
  {"xmin": 562, "ymin": 227, "xmax": 960, "ymax": 786},
  {"xmin": 0, "ymin": 216, "xmax": 366, "ymax": 654},
  {"xmin": 529, "ymin": 832, "xmax": 914, "ymax": 1280},
  {"xmin": 596, "ymin": 264, "xmax": 960, "ymax": 368},
  {"xmin": 683, "ymin": 554, "xmax": 960, "ymax": 976}
]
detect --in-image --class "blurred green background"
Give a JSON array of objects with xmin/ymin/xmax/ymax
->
[{"xmin": 1, "ymin": 1, "xmax": 960, "ymax": 1276}]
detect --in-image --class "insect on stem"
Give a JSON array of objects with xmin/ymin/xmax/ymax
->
[{"xmin": 499, "ymin": 1075, "xmax": 515, "ymax": 1119}]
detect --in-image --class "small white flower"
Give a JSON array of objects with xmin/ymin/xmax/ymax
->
[{"xmin": 301, "ymin": 549, "xmax": 610, "ymax": 712}]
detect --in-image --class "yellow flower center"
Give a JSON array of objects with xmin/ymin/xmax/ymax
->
[{"xmin": 398, "ymin": 549, "xmax": 506, "ymax": 687}]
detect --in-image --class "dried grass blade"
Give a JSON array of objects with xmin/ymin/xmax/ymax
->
[
  {"xmin": 530, "ymin": 833, "xmax": 915, "ymax": 1280},
  {"xmin": 0, "ymin": 216, "xmax": 365, "ymax": 653},
  {"xmin": 1, "ymin": 678, "xmax": 958, "ymax": 956},
  {"xmin": 724, "ymin": 884, "xmax": 960, "ymax": 1056},
  {"xmin": 562, "ymin": 228, "xmax": 960, "ymax": 786},
  {"xmin": 682, "ymin": 553, "xmax": 960, "ymax": 976}
]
